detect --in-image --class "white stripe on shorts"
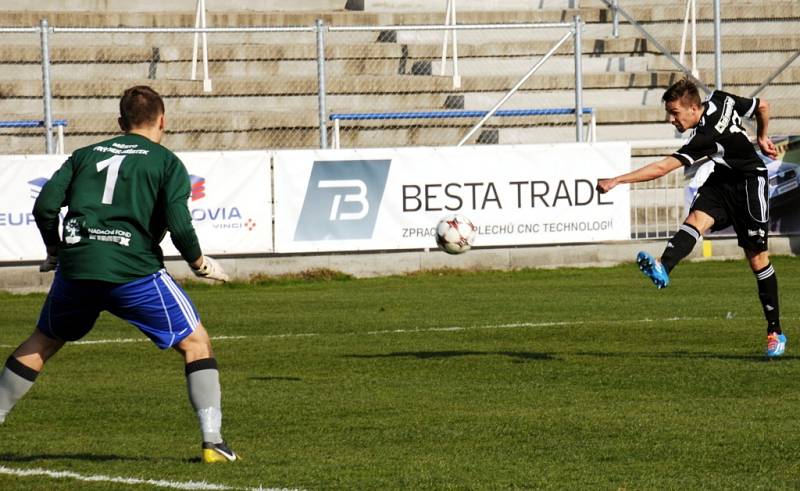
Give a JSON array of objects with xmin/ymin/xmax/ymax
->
[
  {"xmin": 158, "ymin": 272, "xmax": 199, "ymax": 330},
  {"xmin": 152, "ymin": 276, "xmax": 175, "ymax": 344}
]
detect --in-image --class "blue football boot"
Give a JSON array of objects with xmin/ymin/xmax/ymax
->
[
  {"xmin": 636, "ymin": 251, "xmax": 670, "ymax": 289},
  {"xmin": 766, "ymin": 332, "xmax": 787, "ymax": 358}
]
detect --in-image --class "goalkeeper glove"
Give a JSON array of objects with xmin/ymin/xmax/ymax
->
[
  {"xmin": 39, "ymin": 246, "xmax": 59, "ymax": 273},
  {"xmin": 191, "ymin": 255, "xmax": 230, "ymax": 282}
]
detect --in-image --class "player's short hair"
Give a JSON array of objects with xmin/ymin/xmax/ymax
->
[
  {"xmin": 662, "ymin": 77, "xmax": 702, "ymax": 107},
  {"xmin": 119, "ymin": 85, "xmax": 165, "ymax": 132}
]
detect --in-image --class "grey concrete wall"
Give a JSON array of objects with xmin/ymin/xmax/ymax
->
[{"xmin": 3, "ymin": 237, "xmax": 798, "ymax": 293}]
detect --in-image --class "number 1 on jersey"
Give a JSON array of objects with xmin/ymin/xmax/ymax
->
[{"xmin": 96, "ymin": 155, "xmax": 126, "ymax": 205}]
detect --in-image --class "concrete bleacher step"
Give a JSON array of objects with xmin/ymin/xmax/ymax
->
[
  {"xmin": 0, "ymin": 55, "xmax": 652, "ymax": 81},
  {"xmin": 6, "ymin": 116, "xmax": 800, "ymax": 155},
  {"xmin": 0, "ymin": 0, "xmax": 351, "ymax": 13},
  {"xmin": 0, "ymin": 9, "xmax": 603, "ymax": 29},
  {"xmin": 2, "ymin": 1, "xmax": 795, "ymax": 25},
  {"xmin": 2, "ymin": 32, "xmax": 795, "ymax": 60},
  {"xmin": 2, "ymin": 67, "xmax": 794, "ymax": 99}
]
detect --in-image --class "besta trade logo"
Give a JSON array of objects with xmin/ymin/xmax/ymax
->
[{"xmin": 294, "ymin": 159, "xmax": 391, "ymax": 241}]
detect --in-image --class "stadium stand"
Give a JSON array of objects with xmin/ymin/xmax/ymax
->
[{"xmin": 0, "ymin": 0, "xmax": 798, "ymax": 160}]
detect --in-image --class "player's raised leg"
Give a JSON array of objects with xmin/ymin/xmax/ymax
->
[
  {"xmin": 637, "ymin": 210, "xmax": 714, "ymax": 289},
  {"xmin": 175, "ymin": 324, "xmax": 238, "ymax": 463},
  {"xmin": 0, "ymin": 329, "xmax": 64, "ymax": 423}
]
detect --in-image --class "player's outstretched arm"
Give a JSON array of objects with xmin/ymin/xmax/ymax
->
[
  {"xmin": 755, "ymin": 99, "xmax": 778, "ymax": 159},
  {"xmin": 596, "ymin": 156, "xmax": 683, "ymax": 194}
]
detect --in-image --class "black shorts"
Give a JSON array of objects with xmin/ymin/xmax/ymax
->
[{"xmin": 690, "ymin": 173, "xmax": 769, "ymax": 252}]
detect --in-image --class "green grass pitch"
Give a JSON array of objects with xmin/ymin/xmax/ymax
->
[{"xmin": 0, "ymin": 257, "xmax": 799, "ymax": 490}]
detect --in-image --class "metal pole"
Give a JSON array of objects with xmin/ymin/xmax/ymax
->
[
  {"xmin": 40, "ymin": 19, "xmax": 54, "ymax": 154},
  {"xmin": 451, "ymin": 0, "xmax": 461, "ymax": 88},
  {"xmin": 750, "ymin": 49, "xmax": 800, "ymax": 98},
  {"xmin": 713, "ymin": 0, "xmax": 722, "ymax": 89},
  {"xmin": 200, "ymin": 0, "xmax": 212, "ymax": 92},
  {"xmin": 458, "ymin": 30, "xmax": 573, "ymax": 147},
  {"xmin": 440, "ymin": 0, "xmax": 451, "ymax": 77},
  {"xmin": 191, "ymin": 0, "xmax": 201, "ymax": 80},
  {"xmin": 316, "ymin": 19, "xmax": 328, "ymax": 149},
  {"xmin": 612, "ymin": 0, "xmax": 619, "ymax": 38},
  {"xmin": 574, "ymin": 16, "xmax": 584, "ymax": 143}
]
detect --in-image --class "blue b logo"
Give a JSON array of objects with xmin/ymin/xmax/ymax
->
[{"xmin": 294, "ymin": 160, "xmax": 391, "ymax": 241}]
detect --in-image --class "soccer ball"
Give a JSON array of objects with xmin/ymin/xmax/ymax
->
[{"xmin": 435, "ymin": 214, "xmax": 477, "ymax": 255}]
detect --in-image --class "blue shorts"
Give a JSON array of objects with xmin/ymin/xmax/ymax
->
[{"xmin": 37, "ymin": 269, "xmax": 200, "ymax": 349}]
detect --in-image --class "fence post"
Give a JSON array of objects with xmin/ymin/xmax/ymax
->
[
  {"xmin": 316, "ymin": 19, "xmax": 328, "ymax": 149},
  {"xmin": 611, "ymin": 0, "xmax": 619, "ymax": 38},
  {"xmin": 573, "ymin": 16, "xmax": 584, "ymax": 143},
  {"xmin": 713, "ymin": 0, "xmax": 722, "ymax": 89},
  {"xmin": 40, "ymin": 19, "xmax": 54, "ymax": 154}
]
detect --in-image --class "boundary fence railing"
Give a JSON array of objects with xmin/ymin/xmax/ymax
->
[
  {"xmin": 0, "ymin": 120, "xmax": 68, "ymax": 155},
  {"xmin": 330, "ymin": 108, "xmax": 597, "ymax": 150}
]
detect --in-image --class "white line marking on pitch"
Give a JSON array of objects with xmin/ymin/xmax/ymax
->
[
  {"xmin": 2, "ymin": 314, "xmax": 770, "ymax": 349},
  {"xmin": 0, "ymin": 465, "xmax": 299, "ymax": 491}
]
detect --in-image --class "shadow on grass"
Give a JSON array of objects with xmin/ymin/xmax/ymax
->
[
  {"xmin": 345, "ymin": 350, "xmax": 557, "ymax": 362},
  {"xmin": 576, "ymin": 351, "xmax": 797, "ymax": 362},
  {"xmin": 249, "ymin": 376, "xmax": 302, "ymax": 382},
  {"xmin": 0, "ymin": 452, "xmax": 165, "ymax": 463}
]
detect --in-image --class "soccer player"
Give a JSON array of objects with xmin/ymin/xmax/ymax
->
[
  {"xmin": 596, "ymin": 77, "xmax": 785, "ymax": 357},
  {"xmin": 0, "ymin": 86, "xmax": 239, "ymax": 462}
]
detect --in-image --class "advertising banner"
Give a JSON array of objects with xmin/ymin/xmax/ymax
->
[
  {"xmin": 0, "ymin": 154, "xmax": 67, "ymax": 262},
  {"xmin": 273, "ymin": 143, "xmax": 631, "ymax": 253},
  {"xmin": 0, "ymin": 151, "xmax": 272, "ymax": 262},
  {"xmin": 162, "ymin": 151, "xmax": 272, "ymax": 256}
]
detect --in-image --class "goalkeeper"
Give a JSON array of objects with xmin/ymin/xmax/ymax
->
[{"xmin": 0, "ymin": 85, "xmax": 238, "ymax": 463}]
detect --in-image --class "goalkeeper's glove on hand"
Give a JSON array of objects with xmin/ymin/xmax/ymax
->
[
  {"xmin": 39, "ymin": 246, "xmax": 59, "ymax": 272},
  {"xmin": 191, "ymin": 255, "xmax": 230, "ymax": 282}
]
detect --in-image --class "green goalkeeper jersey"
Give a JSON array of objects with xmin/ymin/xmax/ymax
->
[{"xmin": 33, "ymin": 133, "xmax": 202, "ymax": 283}]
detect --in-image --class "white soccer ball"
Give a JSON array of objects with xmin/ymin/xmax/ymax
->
[{"xmin": 435, "ymin": 214, "xmax": 477, "ymax": 255}]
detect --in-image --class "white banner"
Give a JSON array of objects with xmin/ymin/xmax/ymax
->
[
  {"xmin": 273, "ymin": 143, "xmax": 631, "ymax": 253},
  {"xmin": 0, "ymin": 154, "xmax": 67, "ymax": 262},
  {"xmin": 0, "ymin": 151, "xmax": 272, "ymax": 262},
  {"xmin": 163, "ymin": 151, "xmax": 273, "ymax": 256}
]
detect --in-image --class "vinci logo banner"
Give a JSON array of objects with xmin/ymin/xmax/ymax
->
[
  {"xmin": 0, "ymin": 151, "xmax": 272, "ymax": 262},
  {"xmin": 273, "ymin": 143, "xmax": 631, "ymax": 253},
  {"xmin": 162, "ymin": 151, "xmax": 272, "ymax": 255},
  {"xmin": 0, "ymin": 154, "xmax": 65, "ymax": 261},
  {"xmin": 294, "ymin": 160, "xmax": 391, "ymax": 241}
]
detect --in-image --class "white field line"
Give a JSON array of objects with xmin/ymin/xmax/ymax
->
[
  {"xmin": 1, "ymin": 313, "xmax": 784, "ymax": 349},
  {"xmin": 0, "ymin": 465, "xmax": 298, "ymax": 491},
  {"xmin": 0, "ymin": 316, "xmax": 700, "ymax": 349}
]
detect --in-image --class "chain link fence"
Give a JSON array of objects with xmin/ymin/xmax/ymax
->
[{"xmin": 0, "ymin": 19, "xmax": 589, "ymax": 155}]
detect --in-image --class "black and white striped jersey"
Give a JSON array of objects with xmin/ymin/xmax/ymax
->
[{"xmin": 671, "ymin": 90, "xmax": 764, "ymax": 179}]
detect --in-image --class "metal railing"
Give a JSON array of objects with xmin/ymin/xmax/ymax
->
[
  {"xmin": 0, "ymin": 119, "xmax": 68, "ymax": 154},
  {"xmin": 330, "ymin": 107, "xmax": 596, "ymax": 149}
]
